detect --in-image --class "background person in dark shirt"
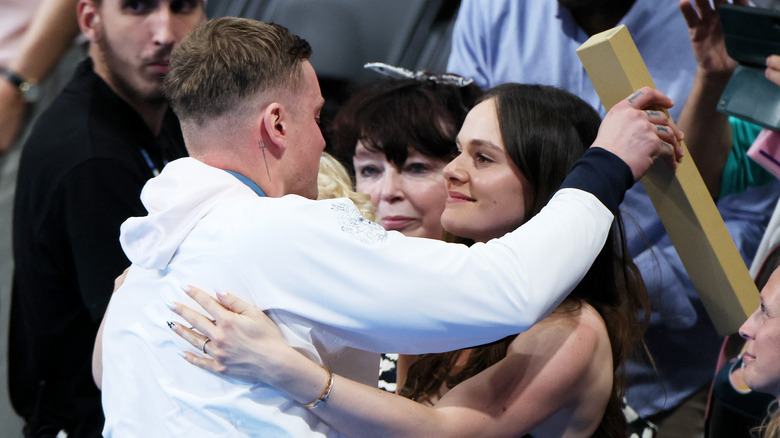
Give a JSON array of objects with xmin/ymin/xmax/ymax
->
[{"xmin": 9, "ymin": 0, "xmax": 205, "ymax": 436}]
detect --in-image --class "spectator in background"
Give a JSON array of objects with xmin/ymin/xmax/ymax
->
[
  {"xmin": 446, "ymin": 1, "xmax": 779, "ymax": 435},
  {"xmin": 737, "ymin": 265, "xmax": 780, "ymax": 437},
  {"xmin": 676, "ymin": 2, "xmax": 780, "ymax": 435},
  {"xmin": 9, "ymin": 0, "xmax": 205, "ymax": 435}
]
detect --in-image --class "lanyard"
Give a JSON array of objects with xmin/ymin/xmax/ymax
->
[
  {"xmin": 140, "ymin": 148, "xmax": 167, "ymax": 177},
  {"xmin": 223, "ymin": 170, "xmax": 267, "ymax": 197}
]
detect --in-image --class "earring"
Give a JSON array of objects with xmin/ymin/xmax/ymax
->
[{"xmin": 258, "ymin": 140, "xmax": 271, "ymax": 181}]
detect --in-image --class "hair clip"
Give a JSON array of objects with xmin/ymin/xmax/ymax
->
[{"xmin": 363, "ymin": 62, "xmax": 474, "ymax": 87}]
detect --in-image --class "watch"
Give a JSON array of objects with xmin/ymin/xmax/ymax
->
[{"xmin": 2, "ymin": 69, "xmax": 40, "ymax": 103}]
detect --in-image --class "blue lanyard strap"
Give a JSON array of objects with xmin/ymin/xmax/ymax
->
[
  {"xmin": 223, "ymin": 170, "xmax": 267, "ymax": 197},
  {"xmin": 140, "ymin": 148, "xmax": 167, "ymax": 177}
]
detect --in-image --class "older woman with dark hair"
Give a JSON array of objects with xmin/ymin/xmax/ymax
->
[{"xmin": 330, "ymin": 75, "xmax": 482, "ymax": 240}]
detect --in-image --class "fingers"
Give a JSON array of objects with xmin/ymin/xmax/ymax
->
[
  {"xmin": 679, "ymin": 1, "xmax": 699, "ymax": 29},
  {"xmin": 654, "ymin": 124, "xmax": 676, "ymax": 147},
  {"xmin": 597, "ymin": 87, "xmax": 685, "ymax": 179},
  {"xmin": 626, "ymin": 87, "xmax": 674, "ymax": 112},
  {"xmin": 167, "ymin": 320, "xmax": 208, "ymax": 352},
  {"xmin": 650, "ymin": 129, "xmax": 681, "ymax": 173},
  {"xmin": 215, "ymin": 290, "xmax": 257, "ymax": 316},
  {"xmin": 167, "ymin": 321, "xmax": 225, "ymax": 375},
  {"xmin": 180, "ymin": 285, "xmax": 230, "ymax": 321},
  {"xmin": 694, "ymin": 0, "xmax": 716, "ymax": 16},
  {"xmin": 168, "ymin": 298, "xmax": 216, "ymax": 338},
  {"xmin": 652, "ymin": 116, "xmax": 684, "ymax": 170},
  {"xmin": 627, "ymin": 88, "xmax": 679, "ymax": 139},
  {"xmin": 767, "ymin": 55, "xmax": 780, "ymax": 87},
  {"xmin": 630, "ymin": 88, "xmax": 683, "ymax": 152},
  {"xmin": 646, "ymin": 110, "xmax": 683, "ymax": 142},
  {"xmin": 179, "ymin": 351, "xmax": 221, "ymax": 373},
  {"xmin": 643, "ymin": 110, "xmax": 681, "ymax": 151},
  {"xmin": 679, "ymin": 0, "xmax": 718, "ymax": 24},
  {"xmin": 650, "ymin": 112, "xmax": 684, "ymax": 168},
  {"xmin": 643, "ymin": 109, "xmax": 667, "ymax": 125},
  {"xmin": 659, "ymin": 141, "xmax": 681, "ymax": 172},
  {"xmin": 768, "ymin": 55, "xmax": 780, "ymax": 71}
]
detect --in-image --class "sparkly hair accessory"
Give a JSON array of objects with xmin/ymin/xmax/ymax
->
[{"xmin": 363, "ymin": 62, "xmax": 474, "ymax": 87}]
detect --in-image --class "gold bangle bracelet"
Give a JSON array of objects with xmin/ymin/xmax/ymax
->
[{"xmin": 302, "ymin": 366, "xmax": 334, "ymax": 409}]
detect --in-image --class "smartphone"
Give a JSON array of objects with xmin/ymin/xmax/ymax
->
[{"xmin": 717, "ymin": 4, "xmax": 780, "ymax": 130}]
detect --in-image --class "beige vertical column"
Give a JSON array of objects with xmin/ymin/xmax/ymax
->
[{"xmin": 577, "ymin": 25, "xmax": 758, "ymax": 335}]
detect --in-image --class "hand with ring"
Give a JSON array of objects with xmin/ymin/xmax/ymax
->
[{"xmin": 166, "ymin": 286, "xmax": 295, "ymax": 385}]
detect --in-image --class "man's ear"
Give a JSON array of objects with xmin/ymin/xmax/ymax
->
[
  {"xmin": 78, "ymin": 0, "xmax": 99, "ymax": 40},
  {"xmin": 259, "ymin": 102, "xmax": 287, "ymax": 153}
]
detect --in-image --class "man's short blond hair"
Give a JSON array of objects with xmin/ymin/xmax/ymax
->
[{"xmin": 164, "ymin": 17, "xmax": 312, "ymax": 126}]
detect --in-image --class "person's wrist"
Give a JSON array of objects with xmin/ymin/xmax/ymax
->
[
  {"xmin": 301, "ymin": 366, "xmax": 334, "ymax": 409},
  {"xmin": 269, "ymin": 347, "xmax": 334, "ymax": 406},
  {"xmin": 0, "ymin": 76, "xmax": 25, "ymax": 105},
  {"xmin": 694, "ymin": 64, "xmax": 733, "ymax": 87},
  {"xmin": 1, "ymin": 68, "xmax": 40, "ymax": 103}
]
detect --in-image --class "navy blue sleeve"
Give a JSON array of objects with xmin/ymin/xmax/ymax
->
[{"xmin": 560, "ymin": 147, "xmax": 634, "ymax": 216}]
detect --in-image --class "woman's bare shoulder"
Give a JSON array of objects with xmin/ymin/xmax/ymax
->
[
  {"xmin": 510, "ymin": 302, "xmax": 609, "ymax": 357},
  {"xmin": 506, "ymin": 302, "xmax": 613, "ymax": 403},
  {"xmin": 432, "ymin": 302, "xmax": 613, "ymax": 437}
]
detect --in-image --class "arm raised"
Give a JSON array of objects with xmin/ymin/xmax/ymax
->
[{"xmin": 676, "ymin": 0, "xmax": 748, "ymax": 197}]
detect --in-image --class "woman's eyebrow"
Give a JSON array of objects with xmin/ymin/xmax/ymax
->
[{"xmin": 467, "ymin": 138, "xmax": 502, "ymax": 151}]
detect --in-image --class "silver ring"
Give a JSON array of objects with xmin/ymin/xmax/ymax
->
[{"xmin": 201, "ymin": 337, "xmax": 211, "ymax": 354}]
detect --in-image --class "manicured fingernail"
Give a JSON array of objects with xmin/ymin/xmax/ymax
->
[
  {"xmin": 166, "ymin": 301, "xmax": 176, "ymax": 311},
  {"xmin": 177, "ymin": 351, "xmax": 187, "ymax": 359},
  {"xmin": 180, "ymin": 285, "xmax": 191, "ymax": 293},
  {"xmin": 167, "ymin": 321, "xmax": 176, "ymax": 330},
  {"xmin": 216, "ymin": 289, "xmax": 227, "ymax": 298}
]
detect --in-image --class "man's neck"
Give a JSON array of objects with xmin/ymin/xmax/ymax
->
[
  {"xmin": 566, "ymin": 0, "xmax": 636, "ymax": 36},
  {"xmin": 195, "ymin": 154, "xmax": 283, "ymax": 198}
]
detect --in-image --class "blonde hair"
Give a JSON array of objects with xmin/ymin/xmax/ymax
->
[
  {"xmin": 317, "ymin": 152, "xmax": 375, "ymax": 221},
  {"xmin": 756, "ymin": 402, "xmax": 780, "ymax": 437}
]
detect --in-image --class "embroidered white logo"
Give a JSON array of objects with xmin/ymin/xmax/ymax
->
[{"xmin": 331, "ymin": 200, "xmax": 387, "ymax": 246}]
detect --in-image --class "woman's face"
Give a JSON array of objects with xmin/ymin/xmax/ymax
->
[
  {"xmin": 353, "ymin": 142, "xmax": 449, "ymax": 239},
  {"xmin": 440, "ymin": 98, "xmax": 533, "ymax": 243},
  {"xmin": 740, "ymin": 269, "xmax": 780, "ymax": 397}
]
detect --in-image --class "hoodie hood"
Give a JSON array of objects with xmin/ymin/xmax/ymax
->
[{"xmin": 120, "ymin": 158, "xmax": 257, "ymax": 269}]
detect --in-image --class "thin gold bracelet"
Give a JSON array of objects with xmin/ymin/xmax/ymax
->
[{"xmin": 302, "ymin": 366, "xmax": 334, "ymax": 409}]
